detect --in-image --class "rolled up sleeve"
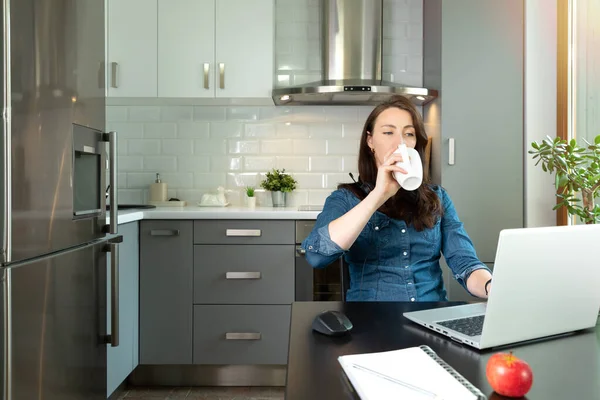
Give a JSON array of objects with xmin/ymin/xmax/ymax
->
[
  {"xmin": 301, "ymin": 189, "xmax": 352, "ymax": 269},
  {"xmin": 439, "ymin": 188, "xmax": 492, "ymax": 295}
]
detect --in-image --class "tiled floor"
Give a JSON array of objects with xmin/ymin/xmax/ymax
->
[{"xmin": 116, "ymin": 386, "xmax": 284, "ymax": 400}]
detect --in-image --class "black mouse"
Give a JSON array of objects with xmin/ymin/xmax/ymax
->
[{"xmin": 312, "ymin": 310, "xmax": 353, "ymax": 336}]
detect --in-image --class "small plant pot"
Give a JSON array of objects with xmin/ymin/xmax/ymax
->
[
  {"xmin": 247, "ymin": 196, "xmax": 256, "ymax": 208},
  {"xmin": 271, "ymin": 191, "xmax": 287, "ymax": 207}
]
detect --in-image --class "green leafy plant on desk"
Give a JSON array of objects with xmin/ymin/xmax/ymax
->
[
  {"xmin": 260, "ymin": 168, "xmax": 298, "ymax": 207},
  {"xmin": 245, "ymin": 186, "xmax": 255, "ymax": 197},
  {"xmin": 529, "ymin": 135, "xmax": 600, "ymax": 224}
]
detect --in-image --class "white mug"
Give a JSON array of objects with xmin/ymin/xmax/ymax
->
[{"xmin": 392, "ymin": 144, "xmax": 423, "ymax": 191}]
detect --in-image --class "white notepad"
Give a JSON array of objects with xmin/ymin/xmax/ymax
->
[{"xmin": 338, "ymin": 345, "xmax": 486, "ymax": 400}]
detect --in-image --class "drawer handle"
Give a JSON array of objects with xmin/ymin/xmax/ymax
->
[
  {"xmin": 150, "ymin": 229, "xmax": 180, "ymax": 236},
  {"xmin": 225, "ymin": 332, "xmax": 261, "ymax": 340},
  {"xmin": 225, "ymin": 272, "xmax": 261, "ymax": 280},
  {"xmin": 225, "ymin": 229, "xmax": 261, "ymax": 237}
]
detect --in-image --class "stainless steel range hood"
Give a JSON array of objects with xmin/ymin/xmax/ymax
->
[{"xmin": 272, "ymin": 0, "xmax": 438, "ymax": 106}]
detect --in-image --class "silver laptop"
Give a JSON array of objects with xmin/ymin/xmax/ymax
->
[{"xmin": 403, "ymin": 224, "xmax": 600, "ymax": 350}]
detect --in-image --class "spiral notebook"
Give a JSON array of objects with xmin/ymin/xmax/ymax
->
[{"xmin": 338, "ymin": 345, "xmax": 486, "ymax": 400}]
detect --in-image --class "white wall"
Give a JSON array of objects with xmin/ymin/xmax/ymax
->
[{"xmin": 524, "ymin": 0, "xmax": 558, "ymax": 227}]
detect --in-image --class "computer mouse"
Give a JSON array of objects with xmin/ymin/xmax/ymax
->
[{"xmin": 312, "ymin": 310, "xmax": 353, "ymax": 336}]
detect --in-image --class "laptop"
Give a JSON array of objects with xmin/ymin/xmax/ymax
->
[{"xmin": 403, "ymin": 224, "xmax": 600, "ymax": 350}]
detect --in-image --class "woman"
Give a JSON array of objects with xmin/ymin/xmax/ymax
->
[{"xmin": 301, "ymin": 95, "xmax": 492, "ymax": 301}]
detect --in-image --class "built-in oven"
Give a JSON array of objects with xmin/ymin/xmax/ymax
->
[{"xmin": 295, "ymin": 221, "xmax": 342, "ymax": 301}]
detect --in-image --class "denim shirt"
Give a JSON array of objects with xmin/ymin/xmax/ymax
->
[{"xmin": 301, "ymin": 185, "xmax": 491, "ymax": 302}]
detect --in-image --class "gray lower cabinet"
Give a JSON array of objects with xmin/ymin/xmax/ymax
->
[
  {"xmin": 193, "ymin": 220, "xmax": 295, "ymax": 366},
  {"xmin": 107, "ymin": 222, "xmax": 140, "ymax": 398},
  {"xmin": 193, "ymin": 305, "xmax": 291, "ymax": 365},
  {"xmin": 140, "ymin": 220, "xmax": 193, "ymax": 365}
]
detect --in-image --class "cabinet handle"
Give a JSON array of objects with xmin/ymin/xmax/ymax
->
[
  {"xmin": 219, "ymin": 62, "xmax": 225, "ymax": 89},
  {"xmin": 150, "ymin": 229, "xmax": 180, "ymax": 236},
  {"xmin": 203, "ymin": 63, "xmax": 210, "ymax": 89},
  {"xmin": 448, "ymin": 138, "xmax": 455, "ymax": 165},
  {"xmin": 225, "ymin": 332, "xmax": 261, "ymax": 340},
  {"xmin": 110, "ymin": 62, "xmax": 119, "ymax": 88},
  {"xmin": 295, "ymin": 246, "xmax": 306, "ymax": 257},
  {"xmin": 98, "ymin": 61, "xmax": 105, "ymax": 89},
  {"xmin": 225, "ymin": 272, "xmax": 261, "ymax": 280},
  {"xmin": 103, "ymin": 240, "xmax": 121, "ymax": 347},
  {"xmin": 101, "ymin": 131, "xmax": 118, "ymax": 235},
  {"xmin": 225, "ymin": 229, "xmax": 261, "ymax": 237}
]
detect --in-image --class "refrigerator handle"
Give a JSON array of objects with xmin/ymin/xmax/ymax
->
[
  {"xmin": 104, "ymin": 236, "xmax": 123, "ymax": 347},
  {"xmin": 102, "ymin": 131, "xmax": 118, "ymax": 234}
]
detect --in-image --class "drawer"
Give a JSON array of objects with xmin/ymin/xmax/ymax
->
[
  {"xmin": 193, "ymin": 245, "xmax": 294, "ymax": 304},
  {"xmin": 193, "ymin": 305, "xmax": 290, "ymax": 365},
  {"xmin": 194, "ymin": 220, "xmax": 294, "ymax": 245}
]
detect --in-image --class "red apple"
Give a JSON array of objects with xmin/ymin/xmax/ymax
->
[{"xmin": 486, "ymin": 351, "xmax": 533, "ymax": 398}]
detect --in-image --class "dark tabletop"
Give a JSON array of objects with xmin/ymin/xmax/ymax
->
[{"xmin": 285, "ymin": 301, "xmax": 600, "ymax": 400}]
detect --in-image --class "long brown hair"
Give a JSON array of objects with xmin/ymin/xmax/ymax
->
[{"xmin": 339, "ymin": 95, "xmax": 442, "ymax": 230}]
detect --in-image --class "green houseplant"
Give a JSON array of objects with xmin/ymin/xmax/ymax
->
[
  {"xmin": 245, "ymin": 186, "xmax": 256, "ymax": 208},
  {"xmin": 529, "ymin": 135, "xmax": 600, "ymax": 224},
  {"xmin": 260, "ymin": 168, "xmax": 298, "ymax": 207}
]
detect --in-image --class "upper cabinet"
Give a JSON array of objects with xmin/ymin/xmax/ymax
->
[
  {"xmin": 106, "ymin": 0, "xmax": 274, "ymax": 99},
  {"xmin": 106, "ymin": 0, "xmax": 158, "ymax": 97},
  {"xmin": 213, "ymin": 0, "xmax": 274, "ymax": 98}
]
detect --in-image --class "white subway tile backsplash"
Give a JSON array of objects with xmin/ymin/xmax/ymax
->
[
  {"xmin": 276, "ymin": 22, "xmax": 307, "ymax": 40},
  {"xmin": 244, "ymin": 156, "xmax": 276, "ymax": 172},
  {"xmin": 176, "ymin": 189, "xmax": 205, "ymax": 202},
  {"xmin": 342, "ymin": 156, "xmax": 359, "ymax": 173},
  {"xmin": 129, "ymin": 106, "xmax": 161, "ymax": 122},
  {"xmin": 160, "ymin": 172, "xmax": 194, "ymax": 189},
  {"xmin": 211, "ymin": 156, "xmax": 241, "ymax": 171},
  {"xmin": 210, "ymin": 122, "xmax": 243, "ymax": 138},
  {"xmin": 259, "ymin": 107, "xmax": 293, "ymax": 121},
  {"xmin": 308, "ymin": 189, "xmax": 334, "ymax": 205},
  {"xmin": 309, "ymin": 123, "xmax": 343, "ymax": 138},
  {"xmin": 178, "ymin": 122, "xmax": 210, "ymax": 139},
  {"xmin": 195, "ymin": 173, "xmax": 227, "ymax": 188},
  {"xmin": 293, "ymin": 139, "xmax": 327, "ymax": 155},
  {"xmin": 195, "ymin": 139, "xmax": 226, "ymax": 155},
  {"xmin": 108, "ymin": 123, "xmax": 144, "ymax": 139},
  {"xmin": 193, "ymin": 106, "xmax": 226, "ymax": 121},
  {"xmin": 144, "ymin": 123, "xmax": 177, "ymax": 138},
  {"xmin": 276, "ymin": 156, "xmax": 310, "ymax": 172},
  {"xmin": 118, "ymin": 189, "xmax": 145, "ymax": 204},
  {"xmin": 127, "ymin": 173, "xmax": 156, "ymax": 189},
  {"xmin": 277, "ymin": 53, "xmax": 308, "ymax": 71},
  {"xmin": 327, "ymin": 139, "xmax": 360, "ymax": 155},
  {"xmin": 117, "ymin": 173, "xmax": 127, "ymax": 189},
  {"xmin": 245, "ymin": 123, "xmax": 277, "ymax": 138},
  {"xmin": 118, "ymin": 156, "xmax": 143, "ymax": 172},
  {"xmin": 326, "ymin": 173, "xmax": 353, "ymax": 189},
  {"xmin": 161, "ymin": 106, "xmax": 193, "ymax": 121},
  {"xmin": 178, "ymin": 156, "xmax": 211, "ymax": 172},
  {"xmin": 260, "ymin": 139, "xmax": 293, "ymax": 154},
  {"xmin": 228, "ymin": 140, "xmax": 260, "ymax": 154},
  {"xmin": 294, "ymin": 173, "xmax": 325, "ymax": 189},
  {"xmin": 276, "ymin": 123, "xmax": 309, "ymax": 138},
  {"xmin": 143, "ymin": 156, "xmax": 177, "ymax": 172},
  {"xmin": 226, "ymin": 172, "xmax": 260, "ymax": 188},
  {"xmin": 324, "ymin": 107, "xmax": 358, "ymax": 122},
  {"xmin": 128, "ymin": 139, "xmax": 160, "ymax": 155},
  {"xmin": 226, "ymin": 107, "xmax": 259, "ymax": 121},
  {"xmin": 118, "ymin": 139, "xmax": 128, "ymax": 156},
  {"xmin": 310, "ymin": 156, "xmax": 342, "ymax": 172},
  {"xmin": 162, "ymin": 139, "xmax": 194, "ymax": 155},
  {"xmin": 106, "ymin": 106, "xmax": 128, "ymax": 122},
  {"xmin": 342, "ymin": 123, "xmax": 364, "ymax": 139}
]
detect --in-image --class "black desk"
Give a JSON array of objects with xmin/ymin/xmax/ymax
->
[{"xmin": 285, "ymin": 301, "xmax": 600, "ymax": 400}]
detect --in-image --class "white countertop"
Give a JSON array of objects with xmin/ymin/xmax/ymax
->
[{"xmin": 108, "ymin": 206, "xmax": 321, "ymax": 225}]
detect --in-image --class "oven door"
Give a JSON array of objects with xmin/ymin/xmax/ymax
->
[{"xmin": 294, "ymin": 246, "xmax": 342, "ymax": 302}]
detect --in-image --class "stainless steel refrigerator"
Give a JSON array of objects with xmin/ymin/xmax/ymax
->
[{"xmin": 1, "ymin": 1, "xmax": 119, "ymax": 399}]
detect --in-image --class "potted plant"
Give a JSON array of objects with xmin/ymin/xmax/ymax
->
[
  {"xmin": 245, "ymin": 186, "xmax": 256, "ymax": 208},
  {"xmin": 260, "ymin": 168, "xmax": 298, "ymax": 207},
  {"xmin": 529, "ymin": 135, "xmax": 600, "ymax": 224}
]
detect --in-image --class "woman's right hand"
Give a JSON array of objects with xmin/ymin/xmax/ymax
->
[{"xmin": 371, "ymin": 148, "xmax": 407, "ymax": 203}]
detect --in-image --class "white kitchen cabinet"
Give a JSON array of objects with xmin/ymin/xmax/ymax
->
[
  {"xmin": 158, "ymin": 0, "xmax": 215, "ymax": 98},
  {"xmin": 157, "ymin": 0, "xmax": 274, "ymax": 99},
  {"xmin": 107, "ymin": 0, "xmax": 158, "ymax": 97},
  {"xmin": 214, "ymin": 0, "xmax": 274, "ymax": 98}
]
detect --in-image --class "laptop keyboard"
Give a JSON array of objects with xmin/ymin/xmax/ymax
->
[{"xmin": 436, "ymin": 315, "xmax": 485, "ymax": 337}]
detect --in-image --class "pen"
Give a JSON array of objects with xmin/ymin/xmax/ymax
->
[{"xmin": 351, "ymin": 363, "xmax": 445, "ymax": 400}]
